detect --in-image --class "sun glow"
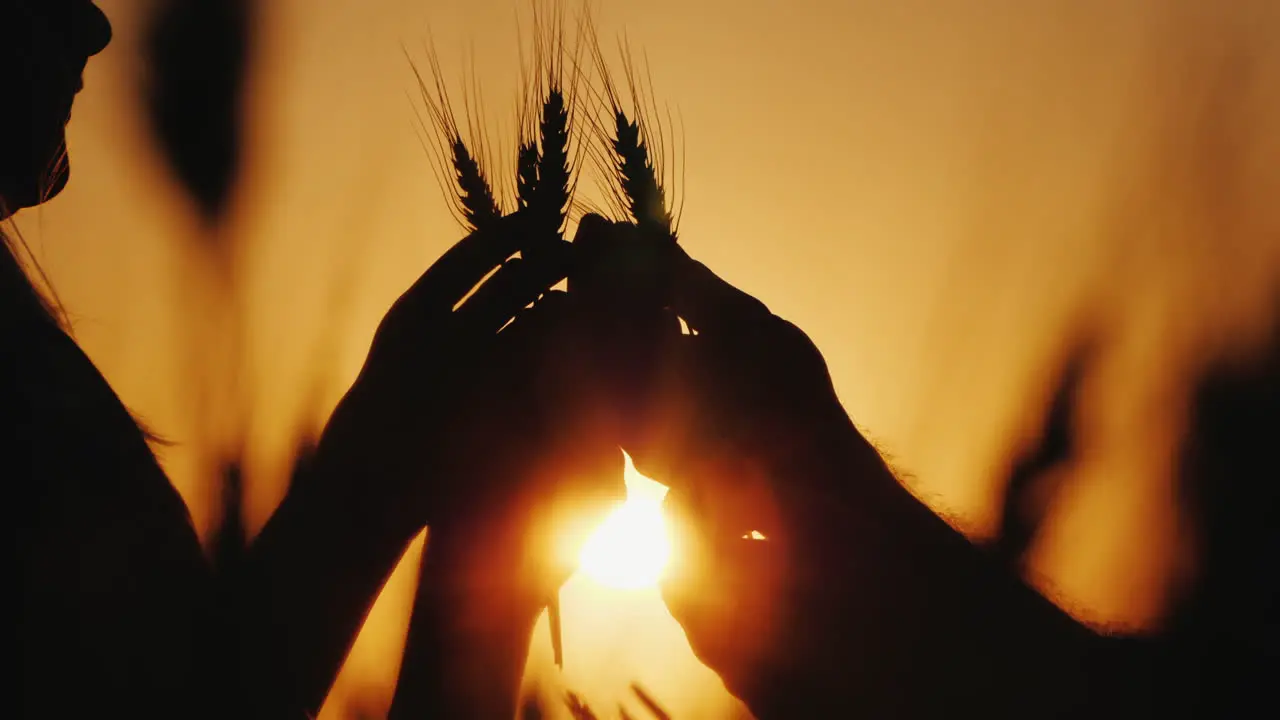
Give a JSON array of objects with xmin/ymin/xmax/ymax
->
[{"xmin": 577, "ymin": 454, "xmax": 672, "ymax": 589}]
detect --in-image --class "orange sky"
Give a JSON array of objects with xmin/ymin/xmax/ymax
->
[{"xmin": 14, "ymin": 0, "xmax": 1280, "ymax": 717}]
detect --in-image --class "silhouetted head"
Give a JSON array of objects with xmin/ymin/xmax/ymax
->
[{"xmin": 0, "ymin": 0, "xmax": 111, "ymax": 218}]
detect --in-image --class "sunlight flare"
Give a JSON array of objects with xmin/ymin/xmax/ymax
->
[{"xmin": 578, "ymin": 454, "xmax": 672, "ymax": 589}]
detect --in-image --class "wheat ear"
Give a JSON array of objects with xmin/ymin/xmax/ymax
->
[
  {"xmin": 516, "ymin": 141, "xmax": 539, "ymax": 208},
  {"xmin": 584, "ymin": 25, "xmax": 675, "ymax": 238},
  {"xmin": 514, "ymin": 4, "xmax": 541, "ymax": 210},
  {"xmin": 611, "ymin": 108, "xmax": 670, "ymax": 236},
  {"xmin": 518, "ymin": 0, "xmax": 575, "ymax": 238},
  {"xmin": 450, "ymin": 139, "xmax": 501, "ymax": 230},
  {"xmin": 408, "ymin": 39, "xmax": 501, "ymax": 232},
  {"xmin": 532, "ymin": 87, "xmax": 570, "ymax": 231}
]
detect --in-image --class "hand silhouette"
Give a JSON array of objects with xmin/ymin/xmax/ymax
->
[
  {"xmin": 594, "ymin": 219, "xmax": 898, "ymax": 716},
  {"xmin": 389, "ymin": 287, "xmax": 631, "ymax": 719},
  {"xmin": 574, "ymin": 216, "xmax": 1149, "ymax": 718},
  {"xmin": 237, "ymin": 213, "xmax": 625, "ymax": 718},
  {"xmin": 318, "ymin": 213, "xmax": 611, "ymax": 524}
]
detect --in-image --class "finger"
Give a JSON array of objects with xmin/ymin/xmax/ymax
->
[
  {"xmin": 569, "ymin": 215, "xmax": 670, "ymax": 309},
  {"xmin": 658, "ymin": 488, "xmax": 710, "ymax": 626},
  {"xmin": 486, "ymin": 289, "xmax": 574, "ymax": 383},
  {"xmin": 566, "ymin": 213, "xmax": 636, "ymax": 300},
  {"xmin": 622, "ymin": 333, "xmax": 738, "ymax": 488},
  {"xmin": 565, "ymin": 213, "xmax": 616, "ymax": 295},
  {"xmin": 403, "ymin": 212, "xmax": 540, "ymax": 314},
  {"xmin": 453, "ymin": 240, "xmax": 571, "ymax": 335},
  {"xmin": 664, "ymin": 244, "xmax": 772, "ymax": 334},
  {"xmin": 574, "ymin": 214, "xmax": 770, "ymax": 333},
  {"xmin": 571, "ymin": 213, "xmax": 771, "ymax": 333}
]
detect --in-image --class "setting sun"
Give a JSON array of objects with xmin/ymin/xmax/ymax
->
[{"xmin": 577, "ymin": 454, "xmax": 672, "ymax": 589}]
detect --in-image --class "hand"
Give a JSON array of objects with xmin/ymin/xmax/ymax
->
[
  {"xmin": 236, "ymin": 214, "xmax": 625, "ymax": 718},
  {"xmin": 583, "ymin": 218, "xmax": 900, "ymax": 716},
  {"xmin": 389, "ymin": 288, "xmax": 632, "ymax": 720},
  {"xmin": 315, "ymin": 213, "xmax": 613, "ymax": 528},
  {"xmin": 592, "ymin": 217, "xmax": 1136, "ymax": 718}
]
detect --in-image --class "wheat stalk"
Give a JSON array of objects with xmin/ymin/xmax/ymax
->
[
  {"xmin": 511, "ymin": 0, "xmax": 593, "ymax": 668},
  {"xmin": 611, "ymin": 109, "xmax": 670, "ymax": 236},
  {"xmin": 582, "ymin": 21, "xmax": 678, "ymax": 240},
  {"xmin": 565, "ymin": 691, "xmax": 601, "ymax": 720},
  {"xmin": 533, "ymin": 87, "xmax": 571, "ymax": 233},
  {"xmin": 407, "ymin": 38, "xmax": 501, "ymax": 232},
  {"xmin": 515, "ymin": 0, "xmax": 584, "ymax": 251},
  {"xmin": 452, "ymin": 139, "xmax": 502, "ymax": 230},
  {"xmin": 517, "ymin": 684, "xmax": 670, "ymax": 720}
]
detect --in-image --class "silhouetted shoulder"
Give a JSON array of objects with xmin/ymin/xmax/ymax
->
[{"xmin": 4, "ymin": 299, "xmax": 215, "ymax": 716}]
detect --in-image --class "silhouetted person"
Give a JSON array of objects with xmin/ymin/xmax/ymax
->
[
  {"xmin": 14, "ymin": 5, "xmax": 1267, "ymax": 719},
  {"xmin": 3, "ymin": 4, "xmax": 214, "ymax": 717},
  {"xmin": 4, "ymin": 3, "xmax": 622, "ymax": 717}
]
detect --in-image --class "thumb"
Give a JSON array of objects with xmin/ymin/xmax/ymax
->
[
  {"xmin": 659, "ymin": 488, "xmax": 782, "ymax": 688},
  {"xmin": 543, "ymin": 439, "xmax": 627, "ymax": 587}
]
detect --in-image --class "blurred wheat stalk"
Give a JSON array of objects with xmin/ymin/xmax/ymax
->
[{"xmin": 144, "ymin": 0, "xmax": 260, "ymax": 569}]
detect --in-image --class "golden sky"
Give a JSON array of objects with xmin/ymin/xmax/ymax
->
[{"xmin": 14, "ymin": 0, "xmax": 1280, "ymax": 717}]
